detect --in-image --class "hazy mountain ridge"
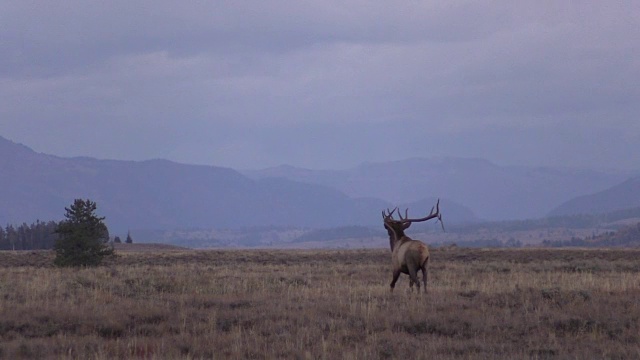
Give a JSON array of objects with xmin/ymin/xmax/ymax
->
[
  {"xmin": 245, "ymin": 158, "xmax": 632, "ymax": 221},
  {"xmin": 549, "ymin": 177, "xmax": 640, "ymax": 217},
  {"xmin": 0, "ymin": 136, "xmax": 475, "ymax": 232},
  {"xmin": 2, "ymin": 135, "xmax": 638, "ymax": 238}
]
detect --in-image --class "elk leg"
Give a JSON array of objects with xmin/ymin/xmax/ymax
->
[
  {"xmin": 408, "ymin": 266, "xmax": 420, "ymax": 293},
  {"xmin": 421, "ymin": 257, "xmax": 429, "ymax": 293},
  {"xmin": 421, "ymin": 266, "xmax": 428, "ymax": 293},
  {"xmin": 390, "ymin": 270, "xmax": 401, "ymax": 292}
]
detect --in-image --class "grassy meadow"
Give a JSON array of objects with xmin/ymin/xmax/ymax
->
[{"xmin": 1, "ymin": 247, "xmax": 640, "ymax": 359}]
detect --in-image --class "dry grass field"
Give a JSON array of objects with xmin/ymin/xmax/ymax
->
[{"xmin": 1, "ymin": 247, "xmax": 640, "ymax": 359}]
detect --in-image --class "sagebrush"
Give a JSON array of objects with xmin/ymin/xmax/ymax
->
[{"xmin": 0, "ymin": 248, "xmax": 639, "ymax": 359}]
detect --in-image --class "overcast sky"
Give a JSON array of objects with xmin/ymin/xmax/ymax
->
[{"xmin": 1, "ymin": 1, "xmax": 638, "ymax": 170}]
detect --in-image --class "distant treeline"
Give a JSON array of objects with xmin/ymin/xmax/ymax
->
[
  {"xmin": 0, "ymin": 221, "xmax": 59, "ymax": 250},
  {"xmin": 544, "ymin": 222, "xmax": 640, "ymax": 248},
  {"xmin": 434, "ymin": 238, "xmax": 523, "ymax": 248},
  {"xmin": 293, "ymin": 226, "xmax": 379, "ymax": 243}
]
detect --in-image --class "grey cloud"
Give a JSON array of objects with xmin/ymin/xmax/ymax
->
[
  {"xmin": 0, "ymin": 1, "xmax": 520, "ymax": 76},
  {"xmin": 0, "ymin": 1, "xmax": 638, "ymax": 171}
]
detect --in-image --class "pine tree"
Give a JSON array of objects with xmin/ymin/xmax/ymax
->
[
  {"xmin": 0, "ymin": 226, "xmax": 6, "ymax": 250},
  {"xmin": 53, "ymin": 199, "xmax": 114, "ymax": 267},
  {"xmin": 125, "ymin": 231, "xmax": 133, "ymax": 244},
  {"xmin": 5, "ymin": 225, "xmax": 17, "ymax": 251}
]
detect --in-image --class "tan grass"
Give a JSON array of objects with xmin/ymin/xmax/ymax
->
[{"xmin": 0, "ymin": 248, "xmax": 639, "ymax": 359}]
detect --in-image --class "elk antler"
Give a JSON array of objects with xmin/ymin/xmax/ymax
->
[
  {"xmin": 382, "ymin": 207, "xmax": 398, "ymax": 222},
  {"xmin": 398, "ymin": 199, "xmax": 445, "ymax": 232}
]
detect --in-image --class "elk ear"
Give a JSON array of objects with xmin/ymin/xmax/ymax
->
[{"xmin": 403, "ymin": 222, "xmax": 411, "ymax": 230}]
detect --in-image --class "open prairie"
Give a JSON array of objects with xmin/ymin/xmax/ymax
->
[{"xmin": 1, "ymin": 247, "xmax": 640, "ymax": 359}]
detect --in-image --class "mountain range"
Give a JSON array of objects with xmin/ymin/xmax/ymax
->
[
  {"xmin": 1, "ymin": 135, "xmax": 638, "ymax": 234},
  {"xmin": 549, "ymin": 176, "xmax": 640, "ymax": 217},
  {"xmin": 244, "ymin": 158, "xmax": 634, "ymax": 220},
  {"xmin": 0, "ymin": 136, "xmax": 472, "ymax": 232}
]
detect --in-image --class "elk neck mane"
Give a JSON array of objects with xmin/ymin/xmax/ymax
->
[{"xmin": 386, "ymin": 225, "xmax": 408, "ymax": 252}]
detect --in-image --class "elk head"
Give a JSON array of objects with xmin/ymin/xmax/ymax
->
[{"xmin": 382, "ymin": 199, "xmax": 444, "ymax": 251}]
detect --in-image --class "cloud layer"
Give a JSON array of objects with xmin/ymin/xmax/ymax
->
[{"xmin": 1, "ymin": 1, "xmax": 638, "ymax": 170}]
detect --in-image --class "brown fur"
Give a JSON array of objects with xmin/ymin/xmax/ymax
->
[
  {"xmin": 382, "ymin": 201, "xmax": 442, "ymax": 293},
  {"xmin": 384, "ymin": 220, "xmax": 430, "ymax": 293}
]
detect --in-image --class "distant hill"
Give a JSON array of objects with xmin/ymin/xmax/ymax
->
[
  {"xmin": 244, "ymin": 158, "xmax": 630, "ymax": 221},
  {"xmin": 0, "ymin": 136, "xmax": 476, "ymax": 233},
  {"xmin": 0, "ymin": 136, "xmax": 389, "ymax": 232},
  {"xmin": 549, "ymin": 177, "xmax": 640, "ymax": 217},
  {"xmin": 4, "ymin": 134, "xmax": 635, "ymax": 236},
  {"xmin": 543, "ymin": 221, "xmax": 640, "ymax": 248},
  {"xmin": 588, "ymin": 222, "xmax": 640, "ymax": 247}
]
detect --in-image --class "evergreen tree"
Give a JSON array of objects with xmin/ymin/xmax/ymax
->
[
  {"xmin": 53, "ymin": 199, "xmax": 114, "ymax": 267},
  {"xmin": 0, "ymin": 221, "xmax": 59, "ymax": 250},
  {"xmin": 113, "ymin": 236, "xmax": 122, "ymax": 244},
  {"xmin": 5, "ymin": 225, "xmax": 17, "ymax": 251},
  {"xmin": 0, "ymin": 226, "xmax": 6, "ymax": 250},
  {"xmin": 125, "ymin": 231, "xmax": 133, "ymax": 244}
]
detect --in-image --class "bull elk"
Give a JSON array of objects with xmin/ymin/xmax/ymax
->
[{"xmin": 382, "ymin": 199, "xmax": 444, "ymax": 293}]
